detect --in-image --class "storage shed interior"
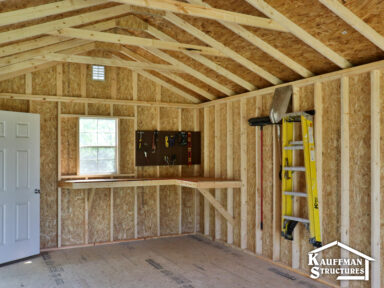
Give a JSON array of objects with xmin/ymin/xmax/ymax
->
[{"xmin": 0, "ymin": 0, "xmax": 383, "ymax": 287}]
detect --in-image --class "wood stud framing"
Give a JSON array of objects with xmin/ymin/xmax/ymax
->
[{"xmin": 370, "ymin": 70, "xmax": 381, "ymax": 288}]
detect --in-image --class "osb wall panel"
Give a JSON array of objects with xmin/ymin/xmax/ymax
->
[
  {"xmin": 160, "ymin": 186, "xmax": 180, "ymax": 235},
  {"xmin": 181, "ymin": 187, "xmax": 195, "ymax": 233},
  {"xmin": 113, "ymin": 187, "xmax": 135, "ymax": 241},
  {"xmin": 113, "ymin": 104, "xmax": 134, "ymax": 117},
  {"xmin": 246, "ymin": 97, "xmax": 256, "ymax": 252},
  {"xmin": 30, "ymin": 101, "xmax": 58, "ymax": 249},
  {"xmin": 63, "ymin": 63, "xmax": 81, "ymax": 97},
  {"xmin": 137, "ymin": 186, "xmax": 158, "ymax": 237},
  {"xmin": 61, "ymin": 189, "xmax": 85, "ymax": 246},
  {"xmin": 60, "ymin": 117, "xmax": 78, "ymax": 176},
  {"xmin": 88, "ymin": 188, "xmax": 110, "ymax": 243},
  {"xmin": 138, "ymin": 74, "xmax": 156, "ymax": 102},
  {"xmin": 349, "ymin": 73, "xmax": 371, "ymax": 288},
  {"xmin": 119, "ymin": 119, "xmax": 135, "ymax": 174},
  {"xmin": 208, "ymin": 105, "xmax": 215, "ymax": 238},
  {"xmin": 116, "ymin": 68, "xmax": 133, "ymax": 100},
  {"xmin": 32, "ymin": 66, "xmax": 56, "ymax": 95},
  {"xmin": 321, "ymin": 79, "xmax": 341, "ymax": 284},
  {"xmin": 261, "ymin": 96, "xmax": 273, "ymax": 259},
  {"xmin": 87, "ymin": 103, "xmax": 110, "ymax": 116},
  {"xmin": 219, "ymin": 103, "xmax": 227, "ymax": 242},
  {"xmin": 232, "ymin": 100, "xmax": 241, "ymax": 247}
]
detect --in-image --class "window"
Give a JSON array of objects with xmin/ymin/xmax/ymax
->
[
  {"xmin": 79, "ymin": 118, "xmax": 117, "ymax": 175},
  {"xmin": 92, "ymin": 65, "xmax": 105, "ymax": 81}
]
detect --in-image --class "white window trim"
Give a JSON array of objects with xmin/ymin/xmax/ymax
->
[{"xmin": 78, "ymin": 117, "xmax": 119, "ymax": 176}]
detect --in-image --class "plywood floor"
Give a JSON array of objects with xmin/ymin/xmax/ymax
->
[{"xmin": 0, "ymin": 235, "xmax": 329, "ymax": 288}]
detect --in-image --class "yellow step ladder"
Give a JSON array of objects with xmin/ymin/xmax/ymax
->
[{"xmin": 281, "ymin": 112, "xmax": 322, "ymax": 248}]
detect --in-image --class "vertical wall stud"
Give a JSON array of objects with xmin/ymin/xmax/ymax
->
[
  {"xmin": 240, "ymin": 99, "xmax": 247, "ymax": 249},
  {"xmin": 371, "ymin": 70, "xmax": 381, "ymax": 288},
  {"xmin": 156, "ymin": 83, "xmax": 161, "ymax": 236},
  {"xmin": 340, "ymin": 76, "xmax": 350, "ymax": 288},
  {"xmin": 133, "ymin": 71, "xmax": 138, "ymax": 239},
  {"xmin": 291, "ymin": 87, "xmax": 300, "ymax": 269},
  {"xmin": 226, "ymin": 102, "xmax": 234, "ymax": 244},
  {"xmin": 57, "ymin": 64, "xmax": 63, "ymax": 248},
  {"xmin": 272, "ymin": 125, "xmax": 281, "ymax": 261},
  {"xmin": 178, "ymin": 108, "xmax": 182, "ymax": 234},
  {"xmin": 255, "ymin": 96, "xmax": 263, "ymax": 254},
  {"xmin": 203, "ymin": 107, "xmax": 210, "ymax": 235},
  {"xmin": 214, "ymin": 105, "xmax": 221, "ymax": 240}
]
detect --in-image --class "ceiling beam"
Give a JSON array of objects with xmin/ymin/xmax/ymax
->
[
  {"xmin": 111, "ymin": 54, "xmax": 201, "ymax": 103},
  {"xmin": 0, "ymin": 43, "xmax": 95, "ymax": 82},
  {"xmin": 119, "ymin": 15, "xmax": 255, "ymax": 91},
  {"xmin": 0, "ymin": 5, "xmax": 133, "ymax": 45},
  {"xmin": 0, "ymin": 20, "xmax": 116, "ymax": 58},
  {"xmin": 117, "ymin": 45, "xmax": 216, "ymax": 100},
  {"xmin": 34, "ymin": 53, "xmax": 182, "ymax": 72},
  {"xmin": 0, "ymin": 0, "xmax": 106, "ymax": 27},
  {"xmin": 0, "ymin": 39, "xmax": 90, "ymax": 67},
  {"xmin": 49, "ymin": 28, "xmax": 224, "ymax": 57},
  {"xmin": 112, "ymin": 0, "xmax": 288, "ymax": 32},
  {"xmin": 164, "ymin": 12, "xmax": 283, "ymax": 85},
  {"xmin": 244, "ymin": 0, "xmax": 351, "ymax": 68},
  {"xmin": 188, "ymin": 0, "xmax": 313, "ymax": 78},
  {"xmin": 319, "ymin": 0, "xmax": 384, "ymax": 51}
]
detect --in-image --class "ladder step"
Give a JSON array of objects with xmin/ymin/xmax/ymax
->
[
  {"xmin": 283, "ymin": 166, "xmax": 306, "ymax": 172},
  {"xmin": 284, "ymin": 145, "xmax": 304, "ymax": 150},
  {"xmin": 290, "ymin": 141, "xmax": 303, "ymax": 145},
  {"xmin": 284, "ymin": 191, "xmax": 307, "ymax": 197},
  {"xmin": 283, "ymin": 216, "xmax": 310, "ymax": 224}
]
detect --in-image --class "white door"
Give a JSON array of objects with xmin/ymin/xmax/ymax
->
[{"xmin": 0, "ymin": 110, "xmax": 40, "ymax": 264}]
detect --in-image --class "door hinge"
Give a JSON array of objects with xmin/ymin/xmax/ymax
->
[{"xmin": 34, "ymin": 189, "xmax": 40, "ymax": 194}]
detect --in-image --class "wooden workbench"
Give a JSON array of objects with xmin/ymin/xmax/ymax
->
[{"xmin": 58, "ymin": 177, "xmax": 242, "ymax": 190}]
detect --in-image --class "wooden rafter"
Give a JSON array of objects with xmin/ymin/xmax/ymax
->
[
  {"xmin": 112, "ymin": 28, "xmax": 232, "ymax": 96},
  {"xmin": 35, "ymin": 53, "xmax": 182, "ymax": 72},
  {"xmin": 110, "ymin": 54, "xmax": 201, "ymax": 103},
  {"xmin": 0, "ymin": 5, "xmax": 134, "ymax": 45},
  {"xmin": 120, "ymin": 15, "xmax": 255, "ymax": 91},
  {"xmin": 164, "ymin": 12, "xmax": 283, "ymax": 85},
  {"xmin": 188, "ymin": 0, "xmax": 313, "ymax": 78},
  {"xmin": 0, "ymin": 0, "xmax": 106, "ymax": 27},
  {"xmin": 49, "ymin": 28, "xmax": 224, "ymax": 57},
  {"xmin": 319, "ymin": 0, "xmax": 384, "ymax": 51},
  {"xmin": 0, "ymin": 39, "xmax": 90, "ymax": 67},
  {"xmin": 112, "ymin": 0, "xmax": 288, "ymax": 32},
  {"xmin": 0, "ymin": 43, "xmax": 95, "ymax": 82},
  {"xmin": 0, "ymin": 20, "xmax": 116, "ymax": 58},
  {"xmin": 117, "ymin": 45, "xmax": 215, "ymax": 100},
  {"xmin": 244, "ymin": 0, "xmax": 351, "ymax": 68}
]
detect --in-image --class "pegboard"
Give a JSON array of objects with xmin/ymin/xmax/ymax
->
[{"xmin": 135, "ymin": 130, "xmax": 201, "ymax": 166}]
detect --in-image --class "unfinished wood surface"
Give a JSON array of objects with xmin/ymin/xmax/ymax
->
[
  {"xmin": 254, "ymin": 95, "xmax": 263, "ymax": 256},
  {"xmin": 239, "ymin": 99, "xmax": 247, "ymax": 249},
  {"xmin": 349, "ymin": 73, "xmax": 371, "ymax": 288},
  {"xmin": 370, "ymin": 70, "xmax": 381, "ymax": 288},
  {"xmin": 203, "ymin": 107, "xmax": 210, "ymax": 236},
  {"xmin": 226, "ymin": 102, "xmax": 234, "ymax": 245},
  {"xmin": 340, "ymin": 76, "xmax": 350, "ymax": 288},
  {"xmin": 0, "ymin": 236, "xmax": 329, "ymax": 288},
  {"xmin": 232, "ymin": 100, "xmax": 241, "ymax": 248},
  {"xmin": 246, "ymin": 97, "xmax": 256, "ymax": 252},
  {"xmin": 113, "ymin": 187, "xmax": 136, "ymax": 241},
  {"xmin": 214, "ymin": 104, "xmax": 221, "ymax": 240}
]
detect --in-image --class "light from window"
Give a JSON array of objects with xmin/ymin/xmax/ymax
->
[
  {"xmin": 92, "ymin": 65, "xmax": 105, "ymax": 81},
  {"xmin": 79, "ymin": 118, "xmax": 117, "ymax": 175}
]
